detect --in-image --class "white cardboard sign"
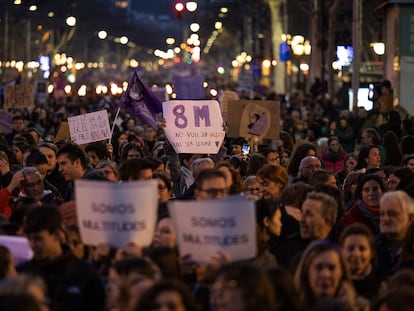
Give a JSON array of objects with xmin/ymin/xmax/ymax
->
[
  {"xmin": 75, "ymin": 179, "xmax": 158, "ymax": 249},
  {"xmin": 68, "ymin": 110, "xmax": 111, "ymax": 145},
  {"xmin": 168, "ymin": 196, "xmax": 257, "ymax": 263},
  {"xmin": 162, "ymin": 100, "xmax": 225, "ymax": 154}
]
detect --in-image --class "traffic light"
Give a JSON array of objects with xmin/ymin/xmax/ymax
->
[{"xmin": 174, "ymin": 2, "xmax": 185, "ymax": 20}]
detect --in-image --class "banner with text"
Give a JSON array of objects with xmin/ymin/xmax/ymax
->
[
  {"xmin": 4, "ymin": 84, "xmax": 35, "ymax": 110},
  {"xmin": 169, "ymin": 196, "xmax": 257, "ymax": 263},
  {"xmin": 75, "ymin": 179, "xmax": 158, "ymax": 248},
  {"xmin": 163, "ymin": 100, "xmax": 225, "ymax": 154},
  {"xmin": 227, "ymin": 100, "xmax": 280, "ymax": 140},
  {"xmin": 68, "ymin": 110, "xmax": 111, "ymax": 145}
]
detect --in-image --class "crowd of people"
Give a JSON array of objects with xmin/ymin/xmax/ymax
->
[{"xmin": 0, "ymin": 79, "xmax": 414, "ymax": 311}]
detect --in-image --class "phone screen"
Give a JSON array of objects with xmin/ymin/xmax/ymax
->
[{"xmin": 242, "ymin": 144, "xmax": 250, "ymax": 154}]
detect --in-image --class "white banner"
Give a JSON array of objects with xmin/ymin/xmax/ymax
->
[
  {"xmin": 168, "ymin": 196, "xmax": 257, "ymax": 263},
  {"xmin": 75, "ymin": 180, "xmax": 158, "ymax": 249},
  {"xmin": 163, "ymin": 100, "xmax": 225, "ymax": 154},
  {"xmin": 68, "ymin": 110, "xmax": 111, "ymax": 145},
  {"xmin": 0, "ymin": 235, "xmax": 33, "ymax": 265}
]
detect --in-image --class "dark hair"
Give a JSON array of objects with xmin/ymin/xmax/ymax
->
[
  {"xmin": 403, "ymin": 153, "xmax": 414, "ymax": 166},
  {"xmin": 309, "ymin": 169, "xmax": 336, "ymax": 186},
  {"xmin": 194, "ymin": 168, "xmax": 226, "ymax": 190},
  {"xmin": 85, "ymin": 142, "xmax": 108, "ymax": 161},
  {"xmin": 0, "ymin": 294, "xmax": 42, "ymax": 311},
  {"xmin": 23, "ymin": 205, "xmax": 63, "ymax": 234},
  {"xmin": 288, "ymin": 142, "xmax": 317, "ymax": 176},
  {"xmin": 313, "ymin": 183, "xmax": 344, "ymax": 221},
  {"xmin": 355, "ymin": 145, "xmax": 380, "ymax": 170},
  {"xmin": 247, "ymin": 153, "xmax": 268, "ymax": 176},
  {"xmin": 112, "ymin": 257, "xmax": 156, "ymax": 279},
  {"xmin": 216, "ymin": 161, "xmax": 244, "ymax": 194},
  {"xmin": 257, "ymin": 164, "xmax": 288, "ymax": 187},
  {"xmin": 0, "ymin": 246, "xmax": 13, "ymax": 278},
  {"xmin": 153, "ymin": 173, "xmax": 172, "ymax": 192},
  {"xmin": 255, "ymin": 198, "xmax": 281, "ymax": 230},
  {"xmin": 280, "ymin": 182, "xmax": 313, "ymax": 209},
  {"xmin": 144, "ymin": 247, "xmax": 180, "ymax": 279},
  {"xmin": 57, "ymin": 142, "xmax": 88, "ymax": 169},
  {"xmin": 372, "ymin": 288, "xmax": 414, "ymax": 311},
  {"xmin": 120, "ymin": 142, "xmax": 143, "ymax": 162},
  {"xmin": 279, "ymin": 131, "xmax": 294, "ymax": 152},
  {"xmin": 382, "ymin": 131, "xmax": 402, "ymax": 166},
  {"xmin": 118, "ymin": 158, "xmax": 153, "ymax": 181},
  {"xmin": 354, "ymin": 174, "xmax": 385, "ymax": 201},
  {"xmin": 399, "ymin": 222, "xmax": 414, "ymax": 266},
  {"xmin": 362, "ymin": 128, "xmax": 380, "ymax": 145},
  {"xmin": 136, "ymin": 280, "xmax": 200, "ymax": 311},
  {"xmin": 25, "ymin": 150, "xmax": 48, "ymax": 167},
  {"xmin": 214, "ymin": 262, "xmax": 277, "ymax": 311},
  {"xmin": 401, "ymin": 136, "xmax": 414, "ymax": 156},
  {"xmin": 339, "ymin": 223, "xmax": 376, "ymax": 256}
]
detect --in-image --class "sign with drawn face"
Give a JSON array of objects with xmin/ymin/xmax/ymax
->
[
  {"xmin": 227, "ymin": 100, "xmax": 280, "ymax": 140},
  {"xmin": 163, "ymin": 100, "xmax": 225, "ymax": 154}
]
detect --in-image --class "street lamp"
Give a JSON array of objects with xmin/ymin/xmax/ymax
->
[
  {"xmin": 190, "ymin": 23, "xmax": 200, "ymax": 32},
  {"xmin": 98, "ymin": 30, "xmax": 108, "ymax": 40},
  {"xmin": 66, "ymin": 16, "xmax": 77, "ymax": 27},
  {"xmin": 371, "ymin": 42, "xmax": 385, "ymax": 55},
  {"xmin": 120, "ymin": 36, "xmax": 128, "ymax": 45},
  {"xmin": 186, "ymin": 1, "xmax": 198, "ymax": 12}
]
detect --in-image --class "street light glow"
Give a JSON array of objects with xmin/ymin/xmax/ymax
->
[
  {"xmin": 371, "ymin": 42, "xmax": 385, "ymax": 55},
  {"xmin": 166, "ymin": 37, "xmax": 175, "ymax": 45},
  {"xmin": 214, "ymin": 22, "xmax": 223, "ymax": 30},
  {"xmin": 120, "ymin": 36, "xmax": 129, "ymax": 45},
  {"xmin": 66, "ymin": 16, "xmax": 77, "ymax": 27},
  {"xmin": 190, "ymin": 23, "xmax": 200, "ymax": 32},
  {"xmin": 186, "ymin": 1, "xmax": 198, "ymax": 12},
  {"xmin": 98, "ymin": 31, "xmax": 108, "ymax": 40},
  {"xmin": 48, "ymin": 11, "xmax": 54, "ymax": 17},
  {"xmin": 29, "ymin": 5, "xmax": 37, "ymax": 11}
]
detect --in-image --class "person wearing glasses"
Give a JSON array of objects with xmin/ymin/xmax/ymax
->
[
  {"xmin": 194, "ymin": 169, "xmax": 228, "ymax": 200},
  {"xmin": 292, "ymin": 156, "xmax": 322, "ymax": 184}
]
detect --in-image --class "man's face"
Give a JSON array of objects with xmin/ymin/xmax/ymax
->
[
  {"xmin": 361, "ymin": 132, "xmax": 372, "ymax": 146},
  {"xmin": 380, "ymin": 196, "xmax": 409, "ymax": 238},
  {"xmin": 139, "ymin": 168, "xmax": 153, "ymax": 181},
  {"xmin": 300, "ymin": 198, "xmax": 329, "ymax": 240},
  {"xmin": 87, "ymin": 151, "xmax": 100, "ymax": 168},
  {"xmin": 39, "ymin": 147, "xmax": 57, "ymax": 171},
  {"xmin": 195, "ymin": 177, "xmax": 228, "ymax": 200},
  {"xmin": 22, "ymin": 173, "xmax": 44, "ymax": 201},
  {"xmin": 300, "ymin": 157, "xmax": 322, "ymax": 180},
  {"xmin": 57, "ymin": 153, "xmax": 82, "ymax": 181},
  {"xmin": 27, "ymin": 229, "xmax": 61, "ymax": 260},
  {"xmin": 13, "ymin": 119, "xmax": 25, "ymax": 132},
  {"xmin": 231, "ymin": 144, "xmax": 242, "ymax": 155}
]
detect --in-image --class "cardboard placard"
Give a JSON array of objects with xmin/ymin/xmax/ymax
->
[
  {"xmin": 68, "ymin": 110, "xmax": 111, "ymax": 145},
  {"xmin": 4, "ymin": 84, "xmax": 35, "ymax": 110}
]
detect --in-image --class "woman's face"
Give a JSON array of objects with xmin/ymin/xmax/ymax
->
[
  {"xmin": 308, "ymin": 250, "xmax": 343, "ymax": 299},
  {"xmin": 68, "ymin": 230, "xmax": 85, "ymax": 259},
  {"xmin": 406, "ymin": 159, "xmax": 414, "ymax": 174},
  {"xmin": 266, "ymin": 152, "xmax": 280, "ymax": 166},
  {"xmin": 211, "ymin": 277, "xmax": 246, "ymax": 311},
  {"xmin": 158, "ymin": 178, "xmax": 171, "ymax": 203},
  {"xmin": 329, "ymin": 139, "xmax": 340, "ymax": 153},
  {"xmin": 153, "ymin": 218, "xmax": 176, "ymax": 248},
  {"xmin": 280, "ymin": 152, "xmax": 290, "ymax": 167},
  {"xmin": 342, "ymin": 234, "xmax": 373, "ymax": 277},
  {"xmin": 361, "ymin": 179, "xmax": 383, "ymax": 207},
  {"xmin": 98, "ymin": 165, "xmax": 118, "ymax": 182},
  {"xmin": 127, "ymin": 149, "xmax": 141, "ymax": 160},
  {"xmin": 265, "ymin": 208, "xmax": 282, "ymax": 236},
  {"xmin": 258, "ymin": 177, "xmax": 283, "ymax": 199},
  {"xmin": 151, "ymin": 290, "xmax": 186, "ymax": 311},
  {"xmin": 345, "ymin": 156, "xmax": 357, "ymax": 173},
  {"xmin": 365, "ymin": 148, "xmax": 381, "ymax": 169},
  {"xmin": 12, "ymin": 146, "xmax": 23, "ymax": 164},
  {"xmin": 244, "ymin": 180, "xmax": 263, "ymax": 199}
]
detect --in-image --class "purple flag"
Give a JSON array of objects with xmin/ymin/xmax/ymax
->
[{"xmin": 118, "ymin": 70, "xmax": 162, "ymax": 129}]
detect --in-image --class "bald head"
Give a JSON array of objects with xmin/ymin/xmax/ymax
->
[{"xmin": 299, "ymin": 156, "xmax": 322, "ymax": 181}]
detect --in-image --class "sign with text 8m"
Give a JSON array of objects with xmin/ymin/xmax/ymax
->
[{"xmin": 162, "ymin": 100, "xmax": 225, "ymax": 154}]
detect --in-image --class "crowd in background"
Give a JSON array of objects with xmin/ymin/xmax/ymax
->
[{"xmin": 0, "ymin": 79, "xmax": 414, "ymax": 310}]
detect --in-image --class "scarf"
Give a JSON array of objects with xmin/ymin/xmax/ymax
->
[
  {"xmin": 325, "ymin": 147, "xmax": 343, "ymax": 163},
  {"xmin": 359, "ymin": 201, "xmax": 380, "ymax": 232}
]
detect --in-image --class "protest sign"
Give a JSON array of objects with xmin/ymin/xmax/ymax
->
[
  {"xmin": 0, "ymin": 109, "xmax": 13, "ymax": 134},
  {"xmin": 54, "ymin": 121, "xmax": 70, "ymax": 143},
  {"xmin": 168, "ymin": 196, "xmax": 257, "ymax": 263},
  {"xmin": 68, "ymin": 110, "xmax": 111, "ymax": 145},
  {"xmin": 3, "ymin": 84, "xmax": 35, "ymax": 110},
  {"xmin": 163, "ymin": 100, "xmax": 225, "ymax": 154},
  {"xmin": 218, "ymin": 90, "xmax": 238, "ymax": 121},
  {"xmin": 0, "ymin": 235, "xmax": 33, "ymax": 265},
  {"xmin": 227, "ymin": 100, "xmax": 280, "ymax": 140},
  {"xmin": 75, "ymin": 179, "xmax": 158, "ymax": 249}
]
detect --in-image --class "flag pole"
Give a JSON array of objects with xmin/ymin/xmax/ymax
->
[{"xmin": 109, "ymin": 106, "xmax": 121, "ymax": 144}]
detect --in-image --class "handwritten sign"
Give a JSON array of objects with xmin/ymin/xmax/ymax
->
[
  {"xmin": 68, "ymin": 110, "xmax": 111, "ymax": 145},
  {"xmin": 163, "ymin": 100, "xmax": 225, "ymax": 154},
  {"xmin": 219, "ymin": 90, "xmax": 238, "ymax": 121},
  {"xmin": 0, "ymin": 235, "xmax": 33, "ymax": 265},
  {"xmin": 75, "ymin": 179, "xmax": 158, "ymax": 249},
  {"xmin": 4, "ymin": 84, "xmax": 34, "ymax": 110},
  {"xmin": 227, "ymin": 100, "xmax": 280, "ymax": 140},
  {"xmin": 168, "ymin": 196, "xmax": 257, "ymax": 263}
]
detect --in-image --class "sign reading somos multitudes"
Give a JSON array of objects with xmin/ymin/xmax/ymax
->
[
  {"xmin": 163, "ymin": 100, "xmax": 225, "ymax": 154},
  {"xmin": 168, "ymin": 196, "xmax": 257, "ymax": 263},
  {"xmin": 68, "ymin": 110, "xmax": 111, "ymax": 145},
  {"xmin": 75, "ymin": 180, "xmax": 158, "ymax": 249}
]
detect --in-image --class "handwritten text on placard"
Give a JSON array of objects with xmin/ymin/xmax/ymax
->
[
  {"xmin": 163, "ymin": 100, "xmax": 225, "ymax": 154},
  {"xmin": 68, "ymin": 110, "xmax": 111, "ymax": 145}
]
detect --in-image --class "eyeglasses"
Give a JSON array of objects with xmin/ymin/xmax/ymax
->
[
  {"xmin": 197, "ymin": 188, "xmax": 228, "ymax": 196},
  {"xmin": 246, "ymin": 187, "xmax": 262, "ymax": 193}
]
